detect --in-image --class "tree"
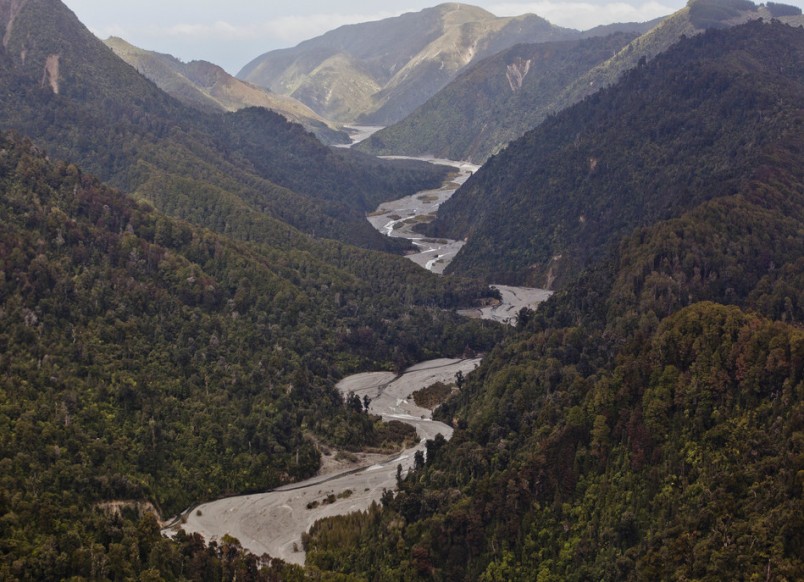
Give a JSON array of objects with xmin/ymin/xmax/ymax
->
[
  {"xmin": 414, "ymin": 450, "xmax": 425, "ymax": 471},
  {"xmin": 516, "ymin": 307, "xmax": 533, "ymax": 329},
  {"xmin": 346, "ymin": 391, "xmax": 363, "ymax": 414}
]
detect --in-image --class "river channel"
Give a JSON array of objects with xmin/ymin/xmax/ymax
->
[
  {"xmin": 168, "ymin": 358, "xmax": 480, "ymax": 565},
  {"xmin": 166, "ymin": 130, "xmax": 552, "ymax": 564},
  {"xmin": 367, "ymin": 157, "xmax": 479, "ymax": 274}
]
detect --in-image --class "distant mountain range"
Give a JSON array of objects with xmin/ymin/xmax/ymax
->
[
  {"xmin": 359, "ymin": 0, "xmax": 803, "ymax": 163},
  {"xmin": 355, "ymin": 33, "xmax": 638, "ymax": 162},
  {"xmin": 238, "ymin": 3, "xmax": 653, "ymax": 125},
  {"xmin": 104, "ymin": 37, "xmax": 349, "ymax": 145}
]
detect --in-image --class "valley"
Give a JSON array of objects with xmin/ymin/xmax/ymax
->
[
  {"xmin": 355, "ymin": 125, "xmax": 554, "ymax": 312},
  {"xmin": 166, "ymin": 141, "xmax": 551, "ymax": 563},
  {"xmin": 0, "ymin": 1, "xmax": 801, "ymax": 580},
  {"xmin": 367, "ymin": 155, "xmax": 554, "ymax": 317},
  {"xmin": 367, "ymin": 156, "xmax": 478, "ymax": 274}
]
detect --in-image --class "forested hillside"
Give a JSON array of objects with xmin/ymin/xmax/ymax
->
[
  {"xmin": 359, "ymin": 0, "xmax": 802, "ymax": 165},
  {"xmin": 0, "ymin": 0, "xmax": 448, "ymax": 252},
  {"xmin": 0, "ymin": 131, "xmax": 501, "ymax": 579},
  {"xmin": 425, "ymin": 21, "xmax": 803, "ymax": 288},
  {"xmin": 301, "ymin": 22, "xmax": 804, "ymax": 580},
  {"xmin": 1, "ymin": 2, "xmax": 801, "ymax": 580},
  {"xmin": 356, "ymin": 33, "xmax": 637, "ymax": 163}
]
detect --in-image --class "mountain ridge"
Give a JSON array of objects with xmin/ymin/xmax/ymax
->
[
  {"xmin": 422, "ymin": 19, "xmax": 804, "ymax": 288},
  {"xmin": 359, "ymin": 0, "xmax": 802, "ymax": 163},
  {"xmin": 0, "ymin": 0, "xmax": 449, "ymax": 252},
  {"xmin": 238, "ymin": 2, "xmax": 584, "ymax": 124},
  {"xmin": 104, "ymin": 36, "xmax": 349, "ymax": 145},
  {"xmin": 356, "ymin": 32, "xmax": 639, "ymax": 163}
]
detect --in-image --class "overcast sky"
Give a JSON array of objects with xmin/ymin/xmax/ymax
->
[{"xmin": 62, "ymin": 1, "xmax": 802, "ymax": 74}]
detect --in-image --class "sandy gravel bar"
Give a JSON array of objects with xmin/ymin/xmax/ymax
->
[
  {"xmin": 459, "ymin": 285, "xmax": 554, "ymax": 326},
  {"xmin": 169, "ymin": 358, "xmax": 481, "ymax": 565}
]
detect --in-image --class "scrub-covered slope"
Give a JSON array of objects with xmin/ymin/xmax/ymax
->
[
  {"xmin": 238, "ymin": 3, "xmax": 581, "ymax": 125},
  {"xmin": 357, "ymin": 33, "xmax": 637, "ymax": 163},
  {"xmin": 104, "ymin": 36, "xmax": 349, "ymax": 145}
]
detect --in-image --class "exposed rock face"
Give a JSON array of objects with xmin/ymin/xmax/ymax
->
[
  {"xmin": 506, "ymin": 57, "xmax": 532, "ymax": 92},
  {"xmin": 42, "ymin": 52, "xmax": 59, "ymax": 93},
  {"xmin": 0, "ymin": 0, "xmax": 27, "ymax": 48}
]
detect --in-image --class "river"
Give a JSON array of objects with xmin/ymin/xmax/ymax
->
[
  {"xmin": 165, "ymin": 131, "xmax": 550, "ymax": 564},
  {"xmin": 167, "ymin": 358, "xmax": 480, "ymax": 565},
  {"xmin": 367, "ymin": 157, "xmax": 478, "ymax": 273},
  {"xmin": 353, "ymin": 126, "xmax": 553, "ymax": 321}
]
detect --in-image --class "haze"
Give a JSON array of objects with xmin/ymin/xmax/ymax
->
[{"xmin": 61, "ymin": 0, "xmax": 699, "ymax": 74}]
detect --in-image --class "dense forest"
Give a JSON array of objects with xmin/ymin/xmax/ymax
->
[
  {"xmin": 1, "ymin": 1, "xmax": 802, "ymax": 580},
  {"xmin": 301, "ymin": 22, "xmax": 804, "ymax": 580},
  {"xmin": 423, "ymin": 21, "xmax": 803, "ymax": 289},
  {"xmin": 0, "ymin": 0, "xmax": 449, "ymax": 252},
  {"xmin": 0, "ymin": 131, "xmax": 501, "ymax": 579}
]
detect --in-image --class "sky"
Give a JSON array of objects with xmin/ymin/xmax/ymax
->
[{"xmin": 62, "ymin": 0, "xmax": 802, "ymax": 75}]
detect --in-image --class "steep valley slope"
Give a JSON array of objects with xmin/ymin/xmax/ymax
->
[
  {"xmin": 358, "ymin": 0, "xmax": 803, "ymax": 164},
  {"xmin": 300, "ymin": 21, "xmax": 804, "ymax": 581}
]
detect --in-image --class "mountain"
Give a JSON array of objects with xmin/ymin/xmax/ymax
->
[
  {"xmin": 550, "ymin": 0, "xmax": 802, "ymax": 130},
  {"xmin": 238, "ymin": 3, "xmax": 583, "ymax": 125},
  {"xmin": 0, "ymin": 0, "xmax": 449, "ymax": 252},
  {"xmin": 0, "ymin": 130, "xmax": 502, "ymax": 579},
  {"xmin": 301, "ymin": 22, "xmax": 804, "ymax": 580},
  {"xmin": 104, "ymin": 36, "xmax": 349, "ymax": 145},
  {"xmin": 356, "ymin": 33, "xmax": 638, "ymax": 163},
  {"xmin": 420, "ymin": 20, "xmax": 804, "ymax": 289},
  {"xmin": 579, "ymin": 17, "xmax": 664, "ymax": 38},
  {"xmin": 359, "ymin": 0, "xmax": 802, "ymax": 163}
]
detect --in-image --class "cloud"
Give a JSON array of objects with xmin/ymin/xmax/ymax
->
[
  {"xmin": 132, "ymin": 10, "xmax": 401, "ymax": 46},
  {"xmin": 256, "ymin": 12, "xmax": 401, "ymax": 44},
  {"xmin": 487, "ymin": 1, "xmax": 679, "ymax": 29}
]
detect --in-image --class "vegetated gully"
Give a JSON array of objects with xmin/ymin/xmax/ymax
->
[{"xmin": 167, "ymin": 127, "xmax": 552, "ymax": 565}]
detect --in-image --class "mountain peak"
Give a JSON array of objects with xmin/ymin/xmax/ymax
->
[
  {"xmin": 432, "ymin": 2, "xmax": 497, "ymax": 21},
  {"xmin": 238, "ymin": 4, "xmax": 580, "ymax": 124}
]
